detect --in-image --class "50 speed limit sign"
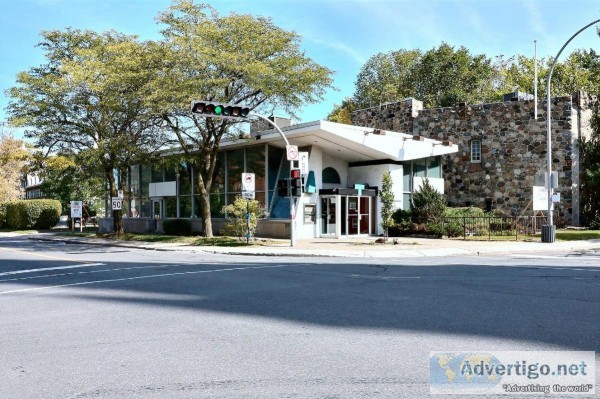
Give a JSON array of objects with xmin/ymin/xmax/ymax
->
[{"xmin": 111, "ymin": 197, "xmax": 122, "ymax": 210}]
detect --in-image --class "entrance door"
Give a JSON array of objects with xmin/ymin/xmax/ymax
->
[{"xmin": 320, "ymin": 197, "xmax": 337, "ymax": 236}]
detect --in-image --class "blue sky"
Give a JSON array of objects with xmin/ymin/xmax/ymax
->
[{"xmin": 2, "ymin": 0, "xmax": 600, "ymax": 138}]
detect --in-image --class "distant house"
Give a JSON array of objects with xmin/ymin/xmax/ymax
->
[
  {"xmin": 352, "ymin": 91, "xmax": 598, "ymax": 227},
  {"xmin": 20, "ymin": 172, "xmax": 44, "ymax": 200}
]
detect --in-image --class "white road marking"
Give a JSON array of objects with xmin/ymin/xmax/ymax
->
[
  {"xmin": 0, "ymin": 263, "xmax": 105, "ymax": 277},
  {"xmin": 0, "ymin": 264, "xmax": 298, "ymax": 295},
  {"xmin": 0, "ymin": 263, "xmax": 192, "ymax": 283}
]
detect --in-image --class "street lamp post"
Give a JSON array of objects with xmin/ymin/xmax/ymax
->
[
  {"xmin": 542, "ymin": 19, "xmax": 600, "ymax": 243},
  {"xmin": 249, "ymin": 112, "xmax": 297, "ymax": 247}
]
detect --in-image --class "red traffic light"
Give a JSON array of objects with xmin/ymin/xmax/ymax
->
[{"xmin": 290, "ymin": 169, "xmax": 301, "ymax": 179}]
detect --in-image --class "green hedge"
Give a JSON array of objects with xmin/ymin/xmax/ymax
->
[
  {"xmin": 2, "ymin": 199, "xmax": 62, "ymax": 230},
  {"xmin": 162, "ymin": 219, "xmax": 193, "ymax": 236},
  {"xmin": 0, "ymin": 202, "xmax": 8, "ymax": 229}
]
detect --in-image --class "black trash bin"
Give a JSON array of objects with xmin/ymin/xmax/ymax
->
[{"xmin": 541, "ymin": 225, "xmax": 556, "ymax": 243}]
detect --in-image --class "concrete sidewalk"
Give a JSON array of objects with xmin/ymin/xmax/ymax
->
[{"xmin": 20, "ymin": 232, "xmax": 600, "ymax": 258}]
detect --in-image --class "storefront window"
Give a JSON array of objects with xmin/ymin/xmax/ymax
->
[{"xmin": 227, "ymin": 149, "xmax": 244, "ymax": 193}]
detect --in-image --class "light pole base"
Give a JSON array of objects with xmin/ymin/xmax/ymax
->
[{"xmin": 541, "ymin": 225, "xmax": 556, "ymax": 243}]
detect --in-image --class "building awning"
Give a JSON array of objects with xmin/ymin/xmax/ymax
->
[{"xmin": 220, "ymin": 120, "xmax": 458, "ymax": 162}]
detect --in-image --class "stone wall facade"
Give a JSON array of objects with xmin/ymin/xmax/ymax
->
[{"xmin": 352, "ymin": 92, "xmax": 598, "ymax": 226}]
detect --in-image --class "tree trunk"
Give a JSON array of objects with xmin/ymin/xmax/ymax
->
[{"xmin": 199, "ymin": 189, "xmax": 213, "ymax": 237}]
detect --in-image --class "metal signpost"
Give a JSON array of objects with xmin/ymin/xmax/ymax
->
[
  {"xmin": 70, "ymin": 201, "xmax": 83, "ymax": 233},
  {"xmin": 242, "ymin": 173, "xmax": 256, "ymax": 244}
]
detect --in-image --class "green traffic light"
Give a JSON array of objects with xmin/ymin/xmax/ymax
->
[{"xmin": 214, "ymin": 105, "xmax": 223, "ymax": 115}]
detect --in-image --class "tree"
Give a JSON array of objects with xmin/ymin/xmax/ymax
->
[
  {"xmin": 6, "ymin": 29, "xmax": 171, "ymax": 235},
  {"xmin": 152, "ymin": 1, "xmax": 334, "ymax": 237},
  {"xmin": 29, "ymin": 152, "xmax": 104, "ymax": 214},
  {"xmin": 327, "ymin": 97, "xmax": 357, "ymax": 124},
  {"xmin": 0, "ymin": 128, "xmax": 30, "ymax": 201},
  {"xmin": 379, "ymin": 170, "xmax": 395, "ymax": 242},
  {"xmin": 411, "ymin": 178, "xmax": 446, "ymax": 225},
  {"xmin": 353, "ymin": 49, "xmax": 421, "ymax": 108}
]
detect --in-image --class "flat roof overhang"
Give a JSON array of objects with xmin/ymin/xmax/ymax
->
[{"xmin": 220, "ymin": 120, "xmax": 458, "ymax": 162}]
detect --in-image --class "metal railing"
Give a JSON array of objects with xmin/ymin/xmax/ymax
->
[{"xmin": 442, "ymin": 216, "xmax": 547, "ymax": 240}]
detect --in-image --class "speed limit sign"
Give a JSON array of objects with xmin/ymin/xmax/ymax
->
[{"xmin": 111, "ymin": 197, "xmax": 122, "ymax": 210}]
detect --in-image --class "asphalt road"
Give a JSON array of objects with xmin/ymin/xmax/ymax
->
[{"xmin": 0, "ymin": 234, "xmax": 598, "ymax": 398}]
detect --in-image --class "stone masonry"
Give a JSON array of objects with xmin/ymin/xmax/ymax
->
[{"xmin": 352, "ymin": 92, "xmax": 598, "ymax": 226}]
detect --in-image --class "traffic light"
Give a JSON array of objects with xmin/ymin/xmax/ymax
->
[
  {"xmin": 290, "ymin": 169, "xmax": 303, "ymax": 197},
  {"xmin": 190, "ymin": 101, "xmax": 251, "ymax": 119},
  {"xmin": 277, "ymin": 179, "xmax": 289, "ymax": 197}
]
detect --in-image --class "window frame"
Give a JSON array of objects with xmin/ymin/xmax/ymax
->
[{"xmin": 470, "ymin": 139, "xmax": 482, "ymax": 163}]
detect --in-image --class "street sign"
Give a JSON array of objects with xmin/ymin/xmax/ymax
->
[
  {"xmin": 111, "ymin": 197, "xmax": 123, "ymax": 210},
  {"xmin": 299, "ymin": 152, "xmax": 309, "ymax": 175},
  {"xmin": 286, "ymin": 145, "xmax": 299, "ymax": 161},
  {"xmin": 242, "ymin": 173, "xmax": 255, "ymax": 199},
  {"xmin": 70, "ymin": 201, "xmax": 82, "ymax": 218},
  {"xmin": 117, "ymin": 190, "xmax": 124, "ymax": 199},
  {"xmin": 242, "ymin": 173, "xmax": 255, "ymax": 192}
]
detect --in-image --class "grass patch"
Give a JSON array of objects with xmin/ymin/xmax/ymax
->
[
  {"xmin": 56, "ymin": 231, "xmax": 278, "ymax": 247},
  {"xmin": 554, "ymin": 230, "xmax": 600, "ymax": 241}
]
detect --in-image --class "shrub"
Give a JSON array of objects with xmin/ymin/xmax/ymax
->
[
  {"xmin": 162, "ymin": 219, "xmax": 193, "ymax": 236},
  {"xmin": 221, "ymin": 196, "xmax": 264, "ymax": 238},
  {"xmin": 411, "ymin": 178, "xmax": 446, "ymax": 224},
  {"xmin": 4, "ymin": 200, "xmax": 62, "ymax": 229},
  {"xmin": 392, "ymin": 208, "xmax": 411, "ymax": 224},
  {"xmin": 0, "ymin": 202, "xmax": 7, "ymax": 228}
]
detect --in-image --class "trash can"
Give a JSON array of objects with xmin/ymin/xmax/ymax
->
[{"xmin": 541, "ymin": 225, "xmax": 556, "ymax": 243}]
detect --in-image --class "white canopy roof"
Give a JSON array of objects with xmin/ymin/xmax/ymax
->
[{"xmin": 221, "ymin": 120, "xmax": 458, "ymax": 162}]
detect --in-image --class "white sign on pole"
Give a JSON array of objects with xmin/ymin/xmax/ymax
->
[
  {"xmin": 286, "ymin": 145, "xmax": 299, "ymax": 161},
  {"xmin": 241, "ymin": 191, "xmax": 255, "ymax": 199},
  {"xmin": 111, "ymin": 197, "xmax": 123, "ymax": 210},
  {"xmin": 242, "ymin": 173, "xmax": 255, "ymax": 192},
  {"xmin": 552, "ymin": 193, "xmax": 561, "ymax": 203},
  {"xmin": 533, "ymin": 186, "xmax": 553, "ymax": 211},
  {"xmin": 299, "ymin": 152, "xmax": 309, "ymax": 175},
  {"xmin": 70, "ymin": 201, "xmax": 83, "ymax": 218},
  {"xmin": 117, "ymin": 190, "xmax": 124, "ymax": 199}
]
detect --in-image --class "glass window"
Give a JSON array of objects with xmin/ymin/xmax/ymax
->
[
  {"xmin": 227, "ymin": 149, "xmax": 244, "ymax": 192},
  {"xmin": 141, "ymin": 165, "xmax": 151, "ymax": 197},
  {"xmin": 322, "ymin": 167, "xmax": 341, "ymax": 184},
  {"xmin": 414, "ymin": 159, "xmax": 426, "ymax": 177},
  {"xmin": 178, "ymin": 163, "xmax": 192, "ymax": 196},
  {"xmin": 210, "ymin": 152, "xmax": 225, "ymax": 194},
  {"xmin": 151, "ymin": 166, "xmax": 163, "ymax": 183},
  {"xmin": 179, "ymin": 196, "xmax": 192, "ymax": 218},
  {"xmin": 165, "ymin": 197, "xmax": 177, "ymax": 218},
  {"xmin": 268, "ymin": 145, "xmax": 284, "ymax": 191},
  {"xmin": 471, "ymin": 140, "xmax": 482, "ymax": 163},
  {"xmin": 403, "ymin": 162, "xmax": 412, "ymax": 193},
  {"xmin": 427, "ymin": 157, "xmax": 441, "ymax": 178},
  {"xmin": 165, "ymin": 167, "xmax": 177, "ymax": 182},
  {"xmin": 246, "ymin": 145, "xmax": 266, "ymax": 191},
  {"xmin": 130, "ymin": 165, "xmax": 140, "ymax": 196}
]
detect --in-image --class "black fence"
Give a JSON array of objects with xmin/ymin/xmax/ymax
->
[{"xmin": 442, "ymin": 216, "xmax": 547, "ymax": 240}]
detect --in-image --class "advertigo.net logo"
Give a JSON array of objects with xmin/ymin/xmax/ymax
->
[{"xmin": 429, "ymin": 351, "xmax": 596, "ymax": 395}]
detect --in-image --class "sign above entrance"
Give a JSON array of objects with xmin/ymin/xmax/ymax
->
[
  {"xmin": 299, "ymin": 152, "xmax": 309, "ymax": 175},
  {"xmin": 286, "ymin": 145, "xmax": 299, "ymax": 161}
]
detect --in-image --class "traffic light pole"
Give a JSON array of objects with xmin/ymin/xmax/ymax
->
[
  {"xmin": 542, "ymin": 18, "xmax": 600, "ymax": 243},
  {"xmin": 249, "ymin": 112, "xmax": 296, "ymax": 247}
]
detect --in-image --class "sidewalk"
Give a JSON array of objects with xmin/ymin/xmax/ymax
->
[{"xmin": 23, "ymin": 232, "xmax": 600, "ymax": 258}]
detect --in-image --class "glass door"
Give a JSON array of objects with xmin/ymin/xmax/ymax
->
[
  {"xmin": 320, "ymin": 197, "xmax": 337, "ymax": 236},
  {"xmin": 359, "ymin": 197, "xmax": 370, "ymax": 235},
  {"xmin": 347, "ymin": 196, "xmax": 359, "ymax": 235}
]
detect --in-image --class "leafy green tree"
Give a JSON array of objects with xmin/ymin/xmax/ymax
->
[
  {"xmin": 327, "ymin": 97, "xmax": 357, "ymax": 124},
  {"xmin": 0, "ymin": 128, "xmax": 30, "ymax": 201},
  {"xmin": 152, "ymin": 1, "xmax": 334, "ymax": 237},
  {"xmin": 221, "ymin": 196, "xmax": 264, "ymax": 239},
  {"xmin": 379, "ymin": 170, "xmax": 395, "ymax": 241},
  {"xmin": 353, "ymin": 49, "xmax": 421, "ymax": 108},
  {"xmin": 411, "ymin": 178, "xmax": 446, "ymax": 225},
  {"xmin": 6, "ymin": 29, "xmax": 171, "ymax": 235},
  {"xmin": 29, "ymin": 153, "xmax": 104, "ymax": 214}
]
